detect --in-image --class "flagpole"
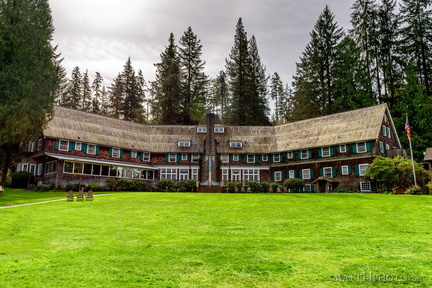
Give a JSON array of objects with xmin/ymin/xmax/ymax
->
[{"xmin": 406, "ymin": 114, "xmax": 417, "ymax": 186}]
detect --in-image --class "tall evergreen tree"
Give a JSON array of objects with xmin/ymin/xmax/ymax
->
[
  {"xmin": 66, "ymin": 66, "xmax": 82, "ymax": 110},
  {"xmin": 100, "ymin": 85, "xmax": 109, "ymax": 116},
  {"xmin": 225, "ymin": 18, "xmax": 270, "ymax": 125},
  {"xmin": 108, "ymin": 73, "xmax": 125, "ymax": 119},
  {"xmin": 208, "ymin": 71, "xmax": 228, "ymax": 119},
  {"xmin": 400, "ymin": 0, "xmax": 432, "ymax": 96},
  {"xmin": 121, "ymin": 58, "xmax": 145, "ymax": 122},
  {"xmin": 91, "ymin": 72, "xmax": 103, "ymax": 114},
  {"xmin": 81, "ymin": 69, "xmax": 91, "ymax": 112},
  {"xmin": 270, "ymin": 72, "xmax": 285, "ymax": 123},
  {"xmin": 178, "ymin": 27, "xmax": 208, "ymax": 124},
  {"xmin": 0, "ymin": 0, "xmax": 59, "ymax": 183},
  {"xmin": 151, "ymin": 33, "xmax": 182, "ymax": 124}
]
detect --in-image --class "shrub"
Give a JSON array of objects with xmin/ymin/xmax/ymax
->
[
  {"xmin": 227, "ymin": 182, "xmax": 236, "ymax": 193},
  {"xmin": 134, "ymin": 180, "xmax": 149, "ymax": 192},
  {"xmin": 176, "ymin": 180, "xmax": 189, "ymax": 192},
  {"xmin": 186, "ymin": 179, "xmax": 197, "ymax": 190},
  {"xmin": 405, "ymin": 185, "xmax": 424, "ymax": 195},
  {"xmin": 158, "ymin": 178, "xmax": 174, "ymax": 192},
  {"xmin": 260, "ymin": 182, "xmax": 270, "ymax": 193},
  {"xmin": 64, "ymin": 183, "xmax": 77, "ymax": 191},
  {"xmin": 36, "ymin": 184, "xmax": 52, "ymax": 191},
  {"xmin": 117, "ymin": 179, "xmax": 136, "ymax": 191},
  {"xmin": 283, "ymin": 178, "xmax": 305, "ymax": 192},
  {"xmin": 270, "ymin": 183, "xmax": 279, "ymax": 192},
  {"xmin": 106, "ymin": 178, "xmax": 117, "ymax": 191},
  {"xmin": 332, "ymin": 187, "xmax": 358, "ymax": 193},
  {"xmin": 27, "ymin": 184, "xmax": 37, "ymax": 191},
  {"xmin": 11, "ymin": 171, "xmax": 35, "ymax": 188},
  {"xmin": 88, "ymin": 183, "xmax": 101, "ymax": 191},
  {"xmin": 247, "ymin": 181, "xmax": 260, "ymax": 193}
]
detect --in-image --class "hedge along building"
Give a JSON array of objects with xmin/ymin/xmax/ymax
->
[{"xmin": 17, "ymin": 104, "xmax": 403, "ymax": 192}]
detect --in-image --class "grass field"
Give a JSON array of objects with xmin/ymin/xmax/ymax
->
[{"xmin": 0, "ymin": 189, "xmax": 431, "ymax": 287}]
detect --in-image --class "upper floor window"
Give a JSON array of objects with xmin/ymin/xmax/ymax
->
[
  {"xmin": 191, "ymin": 154, "xmax": 199, "ymax": 163},
  {"xmin": 178, "ymin": 141, "xmax": 191, "ymax": 147},
  {"xmin": 142, "ymin": 152, "xmax": 150, "ymax": 162},
  {"xmin": 59, "ymin": 140, "xmax": 69, "ymax": 151},
  {"xmin": 232, "ymin": 154, "xmax": 240, "ymax": 161},
  {"xmin": 87, "ymin": 144, "xmax": 97, "ymax": 155},
  {"xmin": 75, "ymin": 142, "xmax": 82, "ymax": 151},
  {"xmin": 181, "ymin": 154, "xmax": 188, "ymax": 161},
  {"xmin": 37, "ymin": 139, "xmax": 43, "ymax": 150},
  {"xmin": 230, "ymin": 142, "xmax": 242, "ymax": 148},
  {"xmin": 287, "ymin": 151, "xmax": 294, "ymax": 159},
  {"xmin": 111, "ymin": 148, "xmax": 121, "ymax": 158},
  {"xmin": 339, "ymin": 145, "xmax": 347, "ymax": 153},
  {"xmin": 261, "ymin": 154, "xmax": 268, "ymax": 161},
  {"xmin": 288, "ymin": 170, "xmax": 295, "ymax": 178},
  {"xmin": 322, "ymin": 147, "xmax": 331, "ymax": 157},
  {"xmin": 131, "ymin": 150, "xmax": 138, "ymax": 158},
  {"xmin": 273, "ymin": 154, "xmax": 281, "ymax": 162},
  {"xmin": 168, "ymin": 154, "xmax": 177, "ymax": 162},
  {"xmin": 197, "ymin": 127, "xmax": 207, "ymax": 133},
  {"xmin": 247, "ymin": 155, "xmax": 255, "ymax": 163},
  {"xmin": 341, "ymin": 166, "xmax": 349, "ymax": 175},
  {"xmin": 221, "ymin": 154, "xmax": 229, "ymax": 163},
  {"xmin": 214, "ymin": 127, "xmax": 225, "ymax": 133},
  {"xmin": 382, "ymin": 125, "xmax": 387, "ymax": 137},
  {"xmin": 359, "ymin": 164, "xmax": 368, "ymax": 176},
  {"xmin": 357, "ymin": 142, "xmax": 367, "ymax": 153},
  {"xmin": 302, "ymin": 169, "xmax": 311, "ymax": 179},
  {"xmin": 301, "ymin": 150, "xmax": 309, "ymax": 159},
  {"xmin": 274, "ymin": 171, "xmax": 282, "ymax": 182}
]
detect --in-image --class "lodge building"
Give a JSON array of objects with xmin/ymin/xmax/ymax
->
[{"xmin": 17, "ymin": 104, "xmax": 403, "ymax": 192}]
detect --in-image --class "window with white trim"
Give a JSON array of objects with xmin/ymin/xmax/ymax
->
[
  {"xmin": 360, "ymin": 182, "xmax": 371, "ymax": 192},
  {"xmin": 247, "ymin": 155, "xmax": 255, "ymax": 163},
  {"xmin": 386, "ymin": 144, "xmax": 390, "ymax": 151},
  {"xmin": 59, "ymin": 140, "xmax": 69, "ymax": 151},
  {"xmin": 303, "ymin": 184, "xmax": 313, "ymax": 192},
  {"xmin": 142, "ymin": 152, "xmax": 150, "ymax": 162},
  {"xmin": 214, "ymin": 127, "xmax": 224, "ymax": 133},
  {"xmin": 22, "ymin": 164, "xmax": 29, "ymax": 172},
  {"xmin": 379, "ymin": 141, "xmax": 384, "ymax": 153},
  {"xmin": 230, "ymin": 142, "xmax": 242, "ymax": 148},
  {"xmin": 178, "ymin": 141, "xmax": 191, "ymax": 147},
  {"xmin": 44, "ymin": 161, "xmax": 57, "ymax": 174},
  {"xmin": 31, "ymin": 141, "xmax": 36, "ymax": 152},
  {"xmin": 197, "ymin": 127, "xmax": 207, "ymax": 133},
  {"xmin": 231, "ymin": 169, "xmax": 241, "ymax": 181},
  {"xmin": 191, "ymin": 154, "xmax": 199, "ymax": 163},
  {"xmin": 357, "ymin": 142, "xmax": 367, "ymax": 153},
  {"xmin": 37, "ymin": 163, "xmax": 43, "ymax": 175},
  {"xmin": 261, "ymin": 154, "xmax": 268, "ymax": 161},
  {"xmin": 289, "ymin": 170, "xmax": 295, "ymax": 178},
  {"xmin": 181, "ymin": 154, "xmax": 188, "ymax": 161},
  {"xmin": 359, "ymin": 164, "xmax": 368, "ymax": 176},
  {"xmin": 243, "ymin": 169, "xmax": 259, "ymax": 181},
  {"xmin": 221, "ymin": 154, "xmax": 229, "ymax": 163},
  {"xmin": 323, "ymin": 167, "xmax": 333, "ymax": 178},
  {"xmin": 168, "ymin": 154, "xmax": 176, "ymax": 162},
  {"xmin": 179, "ymin": 169, "xmax": 189, "ymax": 180},
  {"xmin": 192, "ymin": 169, "xmax": 199, "ymax": 181},
  {"xmin": 75, "ymin": 142, "xmax": 82, "ymax": 151},
  {"xmin": 287, "ymin": 151, "xmax": 294, "ymax": 159},
  {"xmin": 322, "ymin": 147, "xmax": 331, "ymax": 157},
  {"xmin": 302, "ymin": 169, "xmax": 311, "ymax": 179},
  {"xmin": 387, "ymin": 127, "xmax": 391, "ymax": 138},
  {"xmin": 273, "ymin": 154, "xmax": 281, "ymax": 162},
  {"xmin": 222, "ymin": 169, "xmax": 229, "ymax": 186},
  {"xmin": 111, "ymin": 148, "xmax": 121, "ymax": 158},
  {"xmin": 339, "ymin": 145, "xmax": 347, "ymax": 153},
  {"xmin": 37, "ymin": 139, "xmax": 43, "ymax": 150},
  {"xmin": 131, "ymin": 150, "xmax": 138, "ymax": 158},
  {"xmin": 232, "ymin": 154, "xmax": 240, "ymax": 161},
  {"xmin": 341, "ymin": 166, "xmax": 349, "ymax": 175},
  {"xmin": 160, "ymin": 168, "xmax": 177, "ymax": 180},
  {"xmin": 301, "ymin": 150, "xmax": 309, "ymax": 159},
  {"xmin": 87, "ymin": 144, "xmax": 96, "ymax": 155},
  {"xmin": 274, "ymin": 171, "xmax": 282, "ymax": 182},
  {"xmin": 29, "ymin": 164, "xmax": 36, "ymax": 175},
  {"xmin": 382, "ymin": 125, "xmax": 387, "ymax": 137}
]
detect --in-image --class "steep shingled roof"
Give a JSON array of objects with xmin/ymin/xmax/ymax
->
[{"xmin": 44, "ymin": 104, "xmax": 397, "ymax": 154}]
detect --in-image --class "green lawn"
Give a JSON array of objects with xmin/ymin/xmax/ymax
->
[{"xmin": 0, "ymin": 190, "xmax": 431, "ymax": 287}]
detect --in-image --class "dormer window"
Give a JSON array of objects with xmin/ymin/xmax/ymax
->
[
  {"xmin": 214, "ymin": 127, "xmax": 225, "ymax": 133},
  {"xmin": 178, "ymin": 141, "xmax": 191, "ymax": 147},
  {"xmin": 197, "ymin": 127, "xmax": 207, "ymax": 133},
  {"xmin": 230, "ymin": 142, "xmax": 242, "ymax": 148}
]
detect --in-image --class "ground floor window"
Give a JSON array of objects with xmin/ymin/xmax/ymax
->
[
  {"xmin": 44, "ymin": 161, "xmax": 57, "ymax": 174},
  {"xmin": 221, "ymin": 169, "xmax": 228, "ymax": 186},
  {"xmin": 243, "ymin": 169, "xmax": 259, "ymax": 182},
  {"xmin": 231, "ymin": 169, "xmax": 241, "ymax": 181},
  {"xmin": 303, "ymin": 184, "xmax": 313, "ymax": 192},
  {"xmin": 160, "ymin": 168, "xmax": 177, "ymax": 180},
  {"xmin": 191, "ymin": 169, "xmax": 199, "ymax": 181},
  {"xmin": 360, "ymin": 182, "xmax": 371, "ymax": 192},
  {"xmin": 179, "ymin": 169, "xmax": 189, "ymax": 180}
]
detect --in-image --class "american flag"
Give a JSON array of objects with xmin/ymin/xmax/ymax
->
[{"xmin": 405, "ymin": 115, "xmax": 412, "ymax": 141}]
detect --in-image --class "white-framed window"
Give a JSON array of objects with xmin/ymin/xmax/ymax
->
[
  {"xmin": 31, "ymin": 141, "xmax": 36, "ymax": 152},
  {"xmin": 287, "ymin": 151, "xmax": 294, "ymax": 159},
  {"xmin": 323, "ymin": 167, "xmax": 333, "ymax": 178},
  {"xmin": 360, "ymin": 182, "xmax": 371, "ymax": 192},
  {"xmin": 261, "ymin": 154, "xmax": 268, "ymax": 161},
  {"xmin": 273, "ymin": 154, "xmax": 281, "ymax": 162},
  {"xmin": 302, "ymin": 169, "xmax": 311, "ymax": 180},
  {"xmin": 304, "ymin": 184, "xmax": 313, "ymax": 192},
  {"xmin": 341, "ymin": 166, "xmax": 349, "ymax": 175},
  {"xmin": 274, "ymin": 171, "xmax": 282, "ymax": 182},
  {"xmin": 29, "ymin": 164, "xmax": 36, "ymax": 175},
  {"xmin": 230, "ymin": 142, "xmax": 242, "ymax": 148},
  {"xmin": 301, "ymin": 150, "xmax": 309, "ymax": 159},
  {"xmin": 382, "ymin": 125, "xmax": 387, "ymax": 137},
  {"xmin": 160, "ymin": 168, "xmax": 177, "ymax": 180},
  {"xmin": 221, "ymin": 154, "xmax": 229, "ymax": 163},
  {"xmin": 111, "ymin": 148, "xmax": 121, "ymax": 158},
  {"xmin": 37, "ymin": 163, "xmax": 43, "ymax": 175},
  {"xmin": 168, "ymin": 154, "xmax": 176, "ymax": 162},
  {"xmin": 181, "ymin": 154, "xmax": 188, "ymax": 161},
  {"xmin": 214, "ymin": 127, "xmax": 224, "ymax": 133},
  {"xmin": 59, "ymin": 139, "xmax": 69, "ymax": 151},
  {"xmin": 179, "ymin": 169, "xmax": 189, "ymax": 180},
  {"xmin": 357, "ymin": 142, "xmax": 367, "ymax": 153},
  {"xmin": 75, "ymin": 142, "xmax": 82, "ymax": 151},
  {"xmin": 130, "ymin": 150, "xmax": 138, "ymax": 158},
  {"xmin": 387, "ymin": 127, "xmax": 391, "ymax": 138},
  {"xmin": 232, "ymin": 154, "xmax": 240, "ymax": 161},
  {"xmin": 192, "ymin": 169, "xmax": 199, "ymax": 181},
  {"xmin": 339, "ymin": 145, "xmax": 347, "ymax": 153},
  {"xmin": 178, "ymin": 141, "xmax": 191, "ymax": 147},
  {"xmin": 191, "ymin": 154, "xmax": 199, "ymax": 163},
  {"xmin": 22, "ymin": 163, "xmax": 29, "ymax": 172},
  {"xmin": 231, "ymin": 169, "xmax": 241, "ymax": 181},
  {"xmin": 197, "ymin": 127, "xmax": 207, "ymax": 133},
  {"xmin": 44, "ymin": 161, "xmax": 57, "ymax": 174},
  {"xmin": 386, "ymin": 144, "xmax": 390, "ymax": 151},
  {"xmin": 379, "ymin": 141, "xmax": 384, "ymax": 153},
  {"xmin": 222, "ymin": 169, "xmax": 229, "ymax": 186},
  {"xmin": 243, "ymin": 169, "xmax": 259, "ymax": 182},
  {"xmin": 37, "ymin": 139, "xmax": 43, "ymax": 150},
  {"xmin": 142, "ymin": 152, "xmax": 150, "ymax": 162},
  {"xmin": 322, "ymin": 147, "xmax": 331, "ymax": 157},
  {"xmin": 247, "ymin": 154, "xmax": 255, "ymax": 163},
  {"xmin": 87, "ymin": 144, "xmax": 96, "ymax": 155},
  {"xmin": 289, "ymin": 170, "xmax": 295, "ymax": 178},
  {"xmin": 359, "ymin": 164, "xmax": 368, "ymax": 176}
]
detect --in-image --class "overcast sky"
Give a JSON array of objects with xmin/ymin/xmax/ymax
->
[{"xmin": 49, "ymin": 0, "xmax": 356, "ymax": 88}]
